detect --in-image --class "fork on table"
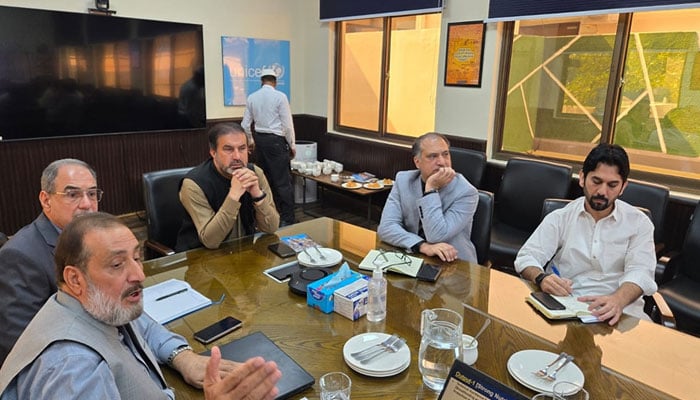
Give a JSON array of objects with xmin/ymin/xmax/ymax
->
[
  {"xmin": 350, "ymin": 334, "xmax": 399, "ymax": 359},
  {"xmin": 533, "ymin": 352, "xmax": 567, "ymax": 378}
]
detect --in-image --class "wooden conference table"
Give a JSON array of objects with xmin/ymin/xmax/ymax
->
[{"xmin": 143, "ymin": 218, "xmax": 699, "ymax": 400}]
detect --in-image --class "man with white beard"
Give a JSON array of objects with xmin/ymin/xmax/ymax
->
[{"xmin": 0, "ymin": 212, "xmax": 281, "ymax": 399}]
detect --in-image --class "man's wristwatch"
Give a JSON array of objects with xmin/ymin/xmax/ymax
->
[
  {"xmin": 534, "ymin": 272, "xmax": 551, "ymax": 288},
  {"xmin": 251, "ymin": 191, "xmax": 267, "ymax": 202},
  {"xmin": 167, "ymin": 345, "xmax": 193, "ymax": 367}
]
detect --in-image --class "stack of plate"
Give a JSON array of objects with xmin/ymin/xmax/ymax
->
[
  {"xmin": 506, "ymin": 349, "xmax": 584, "ymax": 395},
  {"xmin": 342, "ymin": 332, "xmax": 411, "ymax": 377}
]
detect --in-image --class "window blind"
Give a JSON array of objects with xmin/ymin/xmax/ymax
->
[
  {"xmin": 487, "ymin": 0, "xmax": 700, "ymax": 21},
  {"xmin": 320, "ymin": 0, "xmax": 443, "ymax": 22}
]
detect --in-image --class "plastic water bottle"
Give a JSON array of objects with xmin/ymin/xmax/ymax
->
[{"xmin": 367, "ymin": 265, "xmax": 387, "ymax": 322}]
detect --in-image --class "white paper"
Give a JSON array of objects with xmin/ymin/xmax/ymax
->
[{"xmin": 143, "ymin": 279, "xmax": 212, "ymax": 324}]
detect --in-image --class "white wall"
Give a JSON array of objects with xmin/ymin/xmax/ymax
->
[{"xmin": 0, "ymin": 0, "xmax": 496, "ymax": 143}]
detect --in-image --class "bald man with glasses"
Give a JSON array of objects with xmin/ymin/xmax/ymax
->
[{"xmin": 0, "ymin": 158, "xmax": 101, "ymax": 365}]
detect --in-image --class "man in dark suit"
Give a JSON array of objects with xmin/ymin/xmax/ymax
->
[{"xmin": 0, "ymin": 158, "xmax": 100, "ymax": 366}]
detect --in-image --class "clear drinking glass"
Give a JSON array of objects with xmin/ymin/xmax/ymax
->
[
  {"xmin": 319, "ymin": 372, "xmax": 351, "ymax": 400},
  {"xmin": 553, "ymin": 381, "xmax": 589, "ymax": 400}
]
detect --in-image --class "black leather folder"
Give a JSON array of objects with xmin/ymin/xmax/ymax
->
[{"xmin": 204, "ymin": 331, "xmax": 314, "ymax": 399}]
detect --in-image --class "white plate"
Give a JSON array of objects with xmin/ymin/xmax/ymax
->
[
  {"xmin": 507, "ymin": 350, "xmax": 584, "ymax": 395},
  {"xmin": 341, "ymin": 182, "xmax": 362, "ymax": 190},
  {"xmin": 346, "ymin": 357, "xmax": 410, "ymax": 377},
  {"xmin": 297, "ymin": 247, "xmax": 343, "ymax": 268},
  {"xmin": 342, "ymin": 333, "xmax": 411, "ymax": 376},
  {"xmin": 363, "ymin": 182, "xmax": 385, "ymax": 190}
]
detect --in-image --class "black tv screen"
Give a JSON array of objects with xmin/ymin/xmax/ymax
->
[{"xmin": 0, "ymin": 5, "xmax": 205, "ymax": 141}]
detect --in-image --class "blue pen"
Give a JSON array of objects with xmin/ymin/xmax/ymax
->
[
  {"xmin": 550, "ymin": 264, "xmax": 572, "ymax": 296},
  {"xmin": 551, "ymin": 265, "xmax": 561, "ymax": 277}
]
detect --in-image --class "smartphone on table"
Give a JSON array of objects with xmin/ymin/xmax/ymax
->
[
  {"xmin": 194, "ymin": 316, "xmax": 243, "ymax": 344},
  {"xmin": 268, "ymin": 242, "xmax": 297, "ymax": 258}
]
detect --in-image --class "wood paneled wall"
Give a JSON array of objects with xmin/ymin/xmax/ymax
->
[{"xmin": 0, "ymin": 128, "xmax": 209, "ymax": 234}]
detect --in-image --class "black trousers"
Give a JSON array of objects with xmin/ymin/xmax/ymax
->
[{"xmin": 254, "ymin": 132, "xmax": 295, "ymax": 224}]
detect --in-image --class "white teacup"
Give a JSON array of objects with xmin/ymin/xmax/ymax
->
[
  {"xmin": 330, "ymin": 174, "xmax": 340, "ymax": 182},
  {"xmin": 333, "ymin": 162, "xmax": 343, "ymax": 173},
  {"xmin": 461, "ymin": 334, "xmax": 478, "ymax": 365}
]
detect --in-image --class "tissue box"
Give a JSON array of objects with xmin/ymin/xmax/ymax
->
[
  {"xmin": 334, "ymin": 276, "xmax": 369, "ymax": 320},
  {"xmin": 307, "ymin": 270, "xmax": 366, "ymax": 313}
]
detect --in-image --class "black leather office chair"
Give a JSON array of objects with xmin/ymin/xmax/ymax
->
[
  {"xmin": 451, "ymin": 148, "xmax": 487, "ymax": 189},
  {"xmin": 620, "ymin": 179, "xmax": 669, "ymax": 254},
  {"xmin": 471, "ymin": 190, "xmax": 494, "ymax": 266},
  {"xmin": 657, "ymin": 202, "xmax": 700, "ymax": 336},
  {"xmin": 142, "ymin": 167, "xmax": 193, "ymax": 259},
  {"xmin": 490, "ymin": 158, "xmax": 572, "ymax": 275}
]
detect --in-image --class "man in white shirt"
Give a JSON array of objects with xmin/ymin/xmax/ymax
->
[
  {"xmin": 241, "ymin": 68, "xmax": 296, "ymax": 226},
  {"xmin": 515, "ymin": 144, "xmax": 657, "ymax": 325}
]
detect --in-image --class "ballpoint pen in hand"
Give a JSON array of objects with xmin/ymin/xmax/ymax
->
[{"xmin": 550, "ymin": 264, "xmax": 573, "ymax": 296}]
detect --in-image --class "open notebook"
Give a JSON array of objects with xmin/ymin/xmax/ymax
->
[
  {"xmin": 204, "ymin": 331, "xmax": 315, "ymax": 400},
  {"xmin": 526, "ymin": 292, "xmax": 600, "ymax": 323},
  {"xmin": 143, "ymin": 279, "xmax": 212, "ymax": 324},
  {"xmin": 359, "ymin": 249, "xmax": 441, "ymax": 282}
]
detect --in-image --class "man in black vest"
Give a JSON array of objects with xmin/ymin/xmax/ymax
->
[{"xmin": 176, "ymin": 123, "xmax": 279, "ymax": 251}]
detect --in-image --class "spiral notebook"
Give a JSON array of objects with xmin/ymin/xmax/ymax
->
[{"xmin": 206, "ymin": 331, "xmax": 314, "ymax": 400}]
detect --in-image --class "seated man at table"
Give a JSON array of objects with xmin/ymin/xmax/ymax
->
[
  {"xmin": 377, "ymin": 132, "xmax": 478, "ymax": 262},
  {"xmin": 0, "ymin": 158, "xmax": 100, "ymax": 366},
  {"xmin": 0, "ymin": 212, "xmax": 281, "ymax": 399},
  {"xmin": 515, "ymin": 144, "xmax": 657, "ymax": 325},
  {"xmin": 176, "ymin": 122, "xmax": 280, "ymax": 251}
]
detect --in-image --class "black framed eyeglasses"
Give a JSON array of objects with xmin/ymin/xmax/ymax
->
[
  {"xmin": 52, "ymin": 188, "xmax": 104, "ymax": 203},
  {"xmin": 372, "ymin": 249, "xmax": 411, "ymax": 270}
]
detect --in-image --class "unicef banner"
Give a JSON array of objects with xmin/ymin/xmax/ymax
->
[{"xmin": 221, "ymin": 37, "xmax": 291, "ymax": 106}]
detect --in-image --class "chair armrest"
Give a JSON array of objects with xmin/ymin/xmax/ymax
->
[
  {"xmin": 145, "ymin": 239, "xmax": 176, "ymax": 257},
  {"xmin": 651, "ymin": 292, "xmax": 676, "ymax": 329},
  {"xmin": 657, "ymin": 250, "xmax": 681, "ymax": 285}
]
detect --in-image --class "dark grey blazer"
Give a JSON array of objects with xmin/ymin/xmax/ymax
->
[{"xmin": 0, "ymin": 213, "xmax": 59, "ymax": 366}]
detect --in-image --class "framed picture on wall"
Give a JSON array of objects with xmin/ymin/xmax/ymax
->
[{"xmin": 444, "ymin": 21, "xmax": 486, "ymax": 87}]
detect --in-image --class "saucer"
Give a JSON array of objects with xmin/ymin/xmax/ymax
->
[
  {"xmin": 363, "ymin": 182, "xmax": 385, "ymax": 190},
  {"xmin": 343, "ymin": 332, "xmax": 410, "ymax": 377},
  {"xmin": 341, "ymin": 182, "xmax": 362, "ymax": 189},
  {"xmin": 297, "ymin": 248, "xmax": 343, "ymax": 268},
  {"xmin": 507, "ymin": 350, "xmax": 584, "ymax": 395}
]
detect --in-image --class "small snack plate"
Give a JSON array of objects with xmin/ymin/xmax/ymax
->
[
  {"xmin": 363, "ymin": 182, "xmax": 385, "ymax": 190},
  {"xmin": 341, "ymin": 182, "xmax": 362, "ymax": 190},
  {"xmin": 297, "ymin": 248, "xmax": 344, "ymax": 268}
]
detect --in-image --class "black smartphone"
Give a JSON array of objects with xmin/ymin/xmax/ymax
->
[
  {"xmin": 194, "ymin": 316, "xmax": 243, "ymax": 344},
  {"xmin": 268, "ymin": 242, "xmax": 297, "ymax": 258},
  {"xmin": 531, "ymin": 292, "xmax": 566, "ymax": 311},
  {"xmin": 416, "ymin": 263, "xmax": 442, "ymax": 282}
]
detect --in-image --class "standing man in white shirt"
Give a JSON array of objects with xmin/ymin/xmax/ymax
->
[{"xmin": 241, "ymin": 68, "xmax": 296, "ymax": 226}]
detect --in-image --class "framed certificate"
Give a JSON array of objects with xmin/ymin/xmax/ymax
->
[{"xmin": 444, "ymin": 21, "xmax": 486, "ymax": 87}]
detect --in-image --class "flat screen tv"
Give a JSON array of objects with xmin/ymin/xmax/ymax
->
[{"xmin": 0, "ymin": 5, "xmax": 205, "ymax": 141}]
